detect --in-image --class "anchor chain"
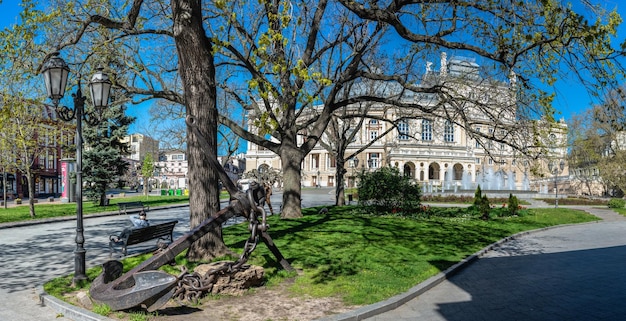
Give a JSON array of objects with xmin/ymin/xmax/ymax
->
[{"xmin": 172, "ymin": 186, "xmax": 269, "ymax": 303}]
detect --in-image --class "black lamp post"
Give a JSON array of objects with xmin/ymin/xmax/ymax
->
[
  {"xmin": 548, "ymin": 159, "xmax": 565, "ymax": 208},
  {"xmin": 42, "ymin": 53, "xmax": 111, "ymax": 283}
]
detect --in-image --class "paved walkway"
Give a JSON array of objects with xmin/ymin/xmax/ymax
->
[{"xmin": 356, "ymin": 206, "xmax": 626, "ymax": 321}]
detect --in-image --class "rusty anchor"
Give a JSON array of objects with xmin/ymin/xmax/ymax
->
[{"xmin": 90, "ymin": 115, "xmax": 293, "ymax": 311}]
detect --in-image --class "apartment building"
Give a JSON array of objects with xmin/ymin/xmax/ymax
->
[{"xmin": 156, "ymin": 149, "xmax": 188, "ymax": 189}]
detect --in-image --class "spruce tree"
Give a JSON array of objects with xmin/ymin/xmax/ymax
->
[{"xmin": 83, "ymin": 105, "xmax": 135, "ymax": 206}]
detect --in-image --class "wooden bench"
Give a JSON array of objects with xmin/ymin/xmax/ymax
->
[
  {"xmin": 109, "ymin": 220, "xmax": 178, "ymax": 256},
  {"xmin": 117, "ymin": 201, "xmax": 149, "ymax": 215}
]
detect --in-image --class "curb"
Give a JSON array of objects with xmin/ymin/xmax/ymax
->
[{"xmin": 38, "ymin": 286, "xmax": 115, "ymax": 321}]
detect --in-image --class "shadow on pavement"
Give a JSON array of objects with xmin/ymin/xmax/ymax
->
[{"xmin": 437, "ymin": 245, "xmax": 626, "ymax": 320}]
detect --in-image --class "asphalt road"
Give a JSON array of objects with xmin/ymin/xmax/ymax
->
[{"xmin": 0, "ymin": 188, "xmax": 336, "ymax": 321}]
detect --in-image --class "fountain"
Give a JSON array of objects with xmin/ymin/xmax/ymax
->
[
  {"xmin": 484, "ymin": 167, "xmax": 494, "ymax": 190},
  {"xmin": 522, "ymin": 173, "xmax": 530, "ymax": 191},
  {"xmin": 446, "ymin": 166, "xmax": 455, "ymax": 191},
  {"xmin": 507, "ymin": 170, "xmax": 516, "ymax": 190},
  {"xmin": 419, "ymin": 165, "xmax": 537, "ymax": 200},
  {"xmin": 494, "ymin": 170, "xmax": 503, "ymax": 190},
  {"xmin": 461, "ymin": 170, "xmax": 472, "ymax": 190}
]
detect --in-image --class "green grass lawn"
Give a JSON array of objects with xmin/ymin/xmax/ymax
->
[
  {"xmin": 44, "ymin": 204, "xmax": 598, "ymax": 310},
  {"xmin": 0, "ymin": 195, "xmax": 191, "ymax": 224},
  {"xmin": 0, "ymin": 191, "xmax": 235, "ymax": 224}
]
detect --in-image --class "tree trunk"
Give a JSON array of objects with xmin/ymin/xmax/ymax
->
[
  {"xmin": 26, "ymin": 172, "xmax": 35, "ymax": 218},
  {"xmin": 100, "ymin": 193, "xmax": 107, "ymax": 207},
  {"xmin": 280, "ymin": 147, "xmax": 304, "ymax": 219},
  {"xmin": 143, "ymin": 176, "xmax": 149, "ymax": 198},
  {"xmin": 172, "ymin": 0, "xmax": 232, "ymax": 261},
  {"xmin": 335, "ymin": 158, "xmax": 346, "ymax": 206}
]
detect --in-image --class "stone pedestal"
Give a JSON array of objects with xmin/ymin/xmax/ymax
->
[{"xmin": 194, "ymin": 261, "xmax": 264, "ymax": 296}]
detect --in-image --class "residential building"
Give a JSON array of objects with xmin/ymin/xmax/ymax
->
[
  {"xmin": 121, "ymin": 133, "xmax": 159, "ymax": 162},
  {"xmin": 156, "ymin": 149, "xmax": 188, "ymax": 189}
]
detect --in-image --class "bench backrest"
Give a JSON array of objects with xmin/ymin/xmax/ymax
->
[
  {"xmin": 119, "ymin": 201, "xmax": 144, "ymax": 207},
  {"xmin": 126, "ymin": 221, "xmax": 178, "ymax": 246}
]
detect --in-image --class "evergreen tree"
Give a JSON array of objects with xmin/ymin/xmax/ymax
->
[{"xmin": 83, "ymin": 105, "xmax": 135, "ymax": 206}]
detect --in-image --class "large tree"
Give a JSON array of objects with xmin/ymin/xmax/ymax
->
[
  {"xmin": 215, "ymin": 0, "xmax": 386, "ymax": 218},
  {"xmin": 26, "ymin": 0, "xmax": 230, "ymax": 261},
  {"xmin": 567, "ymin": 108, "xmax": 607, "ymax": 196},
  {"xmin": 586, "ymin": 90, "xmax": 626, "ymax": 195}
]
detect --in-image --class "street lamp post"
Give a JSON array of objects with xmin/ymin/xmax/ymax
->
[
  {"xmin": 317, "ymin": 170, "xmax": 320, "ymax": 188},
  {"xmin": 352, "ymin": 157, "xmax": 359, "ymax": 188},
  {"xmin": 42, "ymin": 53, "xmax": 111, "ymax": 283},
  {"xmin": 548, "ymin": 159, "xmax": 565, "ymax": 208}
]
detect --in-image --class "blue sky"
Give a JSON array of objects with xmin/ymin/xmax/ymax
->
[{"xmin": 1, "ymin": 1, "xmax": 625, "ymax": 125}]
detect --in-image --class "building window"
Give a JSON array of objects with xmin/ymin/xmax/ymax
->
[
  {"xmin": 422, "ymin": 119, "xmax": 432, "ymax": 141},
  {"xmin": 444, "ymin": 120, "xmax": 454, "ymax": 142},
  {"xmin": 370, "ymin": 130, "xmax": 378, "ymax": 141},
  {"xmin": 329, "ymin": 155, "xmax": 336, "ymax": 168},
  {"xmin": 368, "ymin": 153, "xmax": 380, "ymax": 168},
  {"xmin": 311, "ymin": 154, "xmax": 320, "ymax": 170},
  {"xmin": 488, "ymin": 158, "xmax": 493, "ymax": 165},
  {"xmin": 398, "ymin": 120, "xmax": 409, "ymax": 140},
  {"xmin": 476, "ymin": 158, "xmax": 481, "ymax": 164}
]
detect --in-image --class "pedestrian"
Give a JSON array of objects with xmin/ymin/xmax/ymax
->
[
  {"xmin": 130, "ymin": 210, "xmax": 150, "ymax": 228},
  {"xmin": 111, "ymin": 211, "xmax": 149, "ymax": 243}
]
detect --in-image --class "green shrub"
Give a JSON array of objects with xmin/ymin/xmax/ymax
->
[
  {"xmin": 479, "ymin": 194, "xmax": 491, "ymax": 220},
  {"xmin": 507, "ymin": 193, "xmax": 520, "ymax": 216},
  {"xmin": 357, "ymin": 166, "xmax": 421, "ymax": 215},
  {"xmin": 473, "ymin": 185, "xmax": 483, "ymax": 207},
  {"xmin": 607, "ymin": 198, "xmax": 625, "ymax": 208}
]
